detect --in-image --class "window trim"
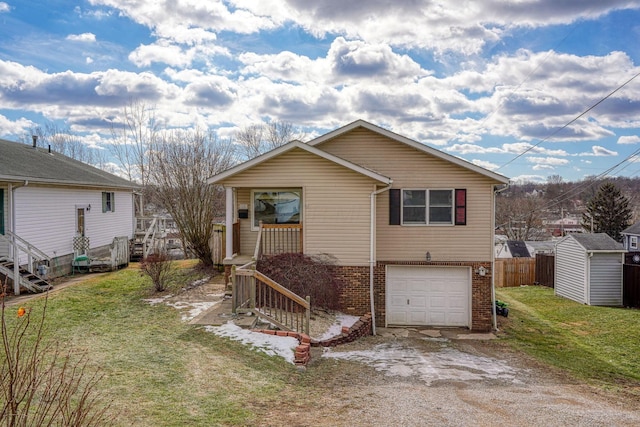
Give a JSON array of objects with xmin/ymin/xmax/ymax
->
[
  {"xmin": 400, "ymin": 188, "xmax": 455, "ymax": 226},
  {"xmin": 102, "ymin": 191, "xmax": 115, "ymax": 213},
  {"xmin": 631, "ymin": 235, "xmax": 638, "ymax": 250},
  {"xmin": 250, "ymin": 188, "xmax": 302, "ymax": 231}
]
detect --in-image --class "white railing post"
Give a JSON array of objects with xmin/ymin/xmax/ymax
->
[{"xmin": 225, "ymin": 187, "xmax": 233, "ymax": 259}]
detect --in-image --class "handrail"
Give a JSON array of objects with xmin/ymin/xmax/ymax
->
[
  {"xmin": 233, "ymin": 261, "xmax": 310, "ymax": 334},
  {"xmin": 3, "ymin": 230, "xmax": 50, "ymax": 262},
  {"xmin": 255, "ymin": 222, "xmax": 303, "ymax": 260}
]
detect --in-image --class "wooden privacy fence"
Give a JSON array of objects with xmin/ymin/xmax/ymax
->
[
  {"xmin": 534, "ymin": 254, "xmax": 555, "ymax": 288},
  {"xmin": 495, "ymin": 258, "xmax": 536, "ymax": 287},
  {"xmin": 623, "ymin": 263, "xmax": 640, "ymax": 308}
]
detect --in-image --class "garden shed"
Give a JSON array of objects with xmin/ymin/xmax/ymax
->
[{"xmin": 555, "ymin": 233, "xmax": 625, "ymax": 306}]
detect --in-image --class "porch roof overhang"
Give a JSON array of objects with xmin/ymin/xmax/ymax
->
[
  {"xmin": 308, "ymin": 119, "xmax": 510, "ymax": 185},
  {"xmin": 207, "ymin": 140, "xmax": 392, "ymax": 185}
]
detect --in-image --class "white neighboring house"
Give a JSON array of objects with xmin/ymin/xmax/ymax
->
[{"xmin": 0, "ymin": 138, "xmax": 137, "ymax": 293}]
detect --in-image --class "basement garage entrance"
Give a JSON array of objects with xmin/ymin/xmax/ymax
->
[{"xmin": 386, "ymin": 266, "xmax": 471, "ymax": 327}]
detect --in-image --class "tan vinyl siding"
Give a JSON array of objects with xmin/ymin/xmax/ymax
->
[
  {"xmin": 318, "ymin": 128, "xmax": 498, "ymax": 261},
  {"xmin": 222, "ymin": 148, "xmax": 376, "ymax": 265}
]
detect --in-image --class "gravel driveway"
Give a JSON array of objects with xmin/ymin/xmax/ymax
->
[{"xmin": 256, "ymin": 327, "xmax": 640, "ymax": 427}]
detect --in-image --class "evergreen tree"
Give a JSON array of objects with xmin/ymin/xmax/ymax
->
[{"xmin": 581, "ymin": 182, "xmax": 632, "ymax": 241}]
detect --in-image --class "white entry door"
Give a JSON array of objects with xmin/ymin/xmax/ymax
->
[{"xmin": 387, "ymin": 266, "xmax": 470, "ymax": 327}]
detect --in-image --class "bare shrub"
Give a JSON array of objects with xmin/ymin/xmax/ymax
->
[
  {"xmin": 140, "ymin": 252, "xmax": 176, "ymax": 292},
  {"xmin": 256, "ymin": 253, "xmax": 343, "ymax": 310},
  {"xmin": 0, "ymin": 285, "xmax": 112, "ymax": 426}
]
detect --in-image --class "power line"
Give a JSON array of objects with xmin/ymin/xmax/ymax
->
[{"xmin": 497, "ymin": 70, "xmax": 640, "ymax": 170}]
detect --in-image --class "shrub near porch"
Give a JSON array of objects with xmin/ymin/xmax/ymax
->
[{"xmin": 256, "ymin": 253, "xmax": 344, "ymax": 310}]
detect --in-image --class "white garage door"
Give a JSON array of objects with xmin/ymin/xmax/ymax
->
[{"xmin": 387, "ymin": 266, "xmax": 470, "ymax": 327}]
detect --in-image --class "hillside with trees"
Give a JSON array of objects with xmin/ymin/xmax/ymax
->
[{"xmin": 496, "ymin": 176, "xmax": 640, "ymax": 242}]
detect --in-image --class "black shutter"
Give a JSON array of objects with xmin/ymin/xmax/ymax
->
[
  {"xmin": 455, "ymin": 189, "xmax": 466, "ymax": 225},
  {"xmin": 389, "ymin": 189, "xmax": 401, "ymax": 225}
]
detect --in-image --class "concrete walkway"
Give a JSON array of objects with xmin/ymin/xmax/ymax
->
[{"xmin": 189, "ymin": 296, "xmax": 257, "ymax": 328}]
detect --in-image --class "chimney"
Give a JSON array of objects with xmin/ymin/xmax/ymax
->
[{"xmin": 32, "ymin": 135, "xmax": 37, "ymax": 148}]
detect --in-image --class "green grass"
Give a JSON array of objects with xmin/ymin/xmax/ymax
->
[
  {"xmin": 3, "ymin": 266, "xmax": 304, "ymax": 426},
  {"xmin": 497, "ymin": 286, "xmax": 640, "ymax": 391}
]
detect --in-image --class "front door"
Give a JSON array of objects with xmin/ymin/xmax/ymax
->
[{"xmin": 76, "ymin": 208, "xmax": 85, "ymax": 236}]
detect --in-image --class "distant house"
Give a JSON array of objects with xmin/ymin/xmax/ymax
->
[
  {"xmin": 555, "ymin": 233, "xmax": 625, "ymax": 306},
  {"xmin": 621, "ymin": 222, "xmax": 640, "ymax": 252},
  {"xmin": 208, "ymin": 119, "xmax": 509, "ymax": 331},
  {"xmin": 1, "ymin": 138, "xmax": 137, "ymax": 293}
]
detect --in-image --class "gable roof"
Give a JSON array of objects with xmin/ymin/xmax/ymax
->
[
  {"xmin": 563, "ymin": 233, "xmax": 624, "ymax": 252},
  {"xmin": 207, "ymin": 140, "xmax": 392, "ymax": 184},
  {"xmin": 506, "ymin": 240, "xmax": 531, "ymax": 257},
  {"xmin": 621, "ymin": 222, "xmax": 640, "ymax": 236},
  {"xmin": 307, "ymin": 119, "xmax": 510, "ymax": 184},
  {"xmin": 0, "ymin": 138, "xmax": 135, "ymax": 189}
]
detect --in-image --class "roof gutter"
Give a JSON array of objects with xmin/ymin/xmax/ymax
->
[
  {"xmin": 492, "ymin": 183, "xmax": 510, "ymax": 331},
  {"xmin": 370, "ymin": 182, "xmax": 392, "ymax": 336}
]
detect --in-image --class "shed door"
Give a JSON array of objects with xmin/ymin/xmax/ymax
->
[{"xmin": 387, "ymin": 266, "xmax": 470, "ymax": 327}]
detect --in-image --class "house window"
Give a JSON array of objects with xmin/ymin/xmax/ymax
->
[
  {"xmin": 401, "ymin": 189, "xmax": 454, "ymax": 225},
  {"xmin": 631, "ymin": 236, "xmax": 638, "ymax": 250},
  {"xmin": 102, "ymin": 192, "xmax": 115, "ymax": 213},
  {"xmin": 252, "ymin": 189, "xmax": 301, "ymax": 229}
]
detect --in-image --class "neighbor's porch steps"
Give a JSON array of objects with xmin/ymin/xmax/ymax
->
[{"xmin": 0, "ymin": 257, "xmax": 52, "ymax": 293}]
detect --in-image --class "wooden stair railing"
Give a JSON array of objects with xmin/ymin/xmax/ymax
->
[{"xmin": 232, "ymin": 263, "xmax": 310, "ymax": 335}]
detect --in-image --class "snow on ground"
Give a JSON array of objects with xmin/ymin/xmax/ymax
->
[
  {"xmin": 166, "ymin": 300, "xmax": 220, "ymax": 321},
  {"xmin": 143, "ymin": 295, "xmax": 173, "ymax": 305},
  {"xmin": 205, "ymin": 323, "xmax": 299, "ymax": 364},
  {"xmin": 322, "ymin": 342, "xmax": 519, "ymax": 385},
  {"xmin": 316, "ymin": 313, "xmax": 360, "ymax": 341}
]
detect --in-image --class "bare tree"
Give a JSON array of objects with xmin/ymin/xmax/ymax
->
[
  {"xmin": 496, "ymin": 191, "xmax": 549, "ymax": 241},
  {"xmin": 149, "ymin": 129, "xmax": 235, "ymax": 266},
  {"xmin": 109, "ymin": 99, "xmax": 159, "ymax": 185},
  {"xmin": 235, "ymin": 121, "xmax": 305, "ymax": 160},
  {"xmin": 25, "ymin": 123, "xmax": 109, "ymax": 169}
]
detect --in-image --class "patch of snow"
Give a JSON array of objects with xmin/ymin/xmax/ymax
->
[
  {"xmin": 322, "ymin": 342, "xmax": 518, "ymax": 385},
  {"xmin": 165, "ymin": 301, "xmax": 220, "ymax": 321},
  {"xmin": 317, "ymin": 313, "xmax": 360, "ymax": 341},
  {"xmin": 143, "ymin": 295, "xmax": 173, "ymax": 305},
  {"xmin": 205, "ymin": 322, "xmax": 299, "ymax": 364}
]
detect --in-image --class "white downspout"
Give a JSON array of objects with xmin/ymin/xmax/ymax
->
[
  {"xmin": 10, "ymin": 180, "xmax": 28, "ymax": 295},
  {"xmin": 370, "ymin": 183, "xmax": 392, "ymax": 336},
  {"xmin": 492, "ymin": 183, "xmax": 509, "ymax": 331}
]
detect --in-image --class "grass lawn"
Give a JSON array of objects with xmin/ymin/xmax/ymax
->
[
  {"xmin": 497, "ymin": 285, "xmax": 640, "ymax": 393},
  {"xmin": 2, "ymin": 263, "xmax": 310, "ymax": 426}
]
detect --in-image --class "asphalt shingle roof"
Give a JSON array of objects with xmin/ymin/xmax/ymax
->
[
  {"xmin": 0, "ymin": 139, "xmax": 135, "ymax": 189},
  {"xmin": 570, "ymin": 233, "xmax": 624, "ymax": 251},
  {"xmin": 622, "ymin": 222, "xmax": 640, "ymax": 236}
]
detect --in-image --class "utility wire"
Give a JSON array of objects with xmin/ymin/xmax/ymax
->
[{"xmin": 497, "ymin": 70, "xmax": 640, "ymax": 170}]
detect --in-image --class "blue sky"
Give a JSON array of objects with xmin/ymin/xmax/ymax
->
[{"xmin": 2, "ymin": 1, "xmax": 640, "ymax": 183}]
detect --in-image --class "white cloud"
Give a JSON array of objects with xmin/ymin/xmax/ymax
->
[
  {"xmin": 578, "ymin": 145, "xmax": 618, "ymax": 156},
  {"xmin": 618, "ymin": 135, "xmax": 640, "ymax": 144},
  {"xmin": 0, "ymin": 2, "xmax": 9, "ymax": 13},
  {"xmin": 527, "ymin": 156, "xmax": 569, "ymax": 166},
  {"xmin": 86, "ymin": 57, "xmax": 94, "ymax": 64},
  {"xmin": 510, "ymin": 174, "xmax": 546, "ymax": 184},
  {"xmin": 471, "ymin": 159, "xmax": 499, "ymax": 170},
  {"xmin": 66, "ymin": 33, "xmax": 97, "ymax": 42},
  {"xmin": 0, "ymin": 114, "xmax": 34, "ymax": 137}
]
